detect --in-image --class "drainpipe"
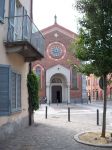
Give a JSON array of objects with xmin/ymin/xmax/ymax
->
[
  {"xmin": 28, "ymin": 0, "xmax": 33, "ymax": 126},
  {"xmin": 28, "ymin": 62, "xmax": 33, "ymax": 126}
]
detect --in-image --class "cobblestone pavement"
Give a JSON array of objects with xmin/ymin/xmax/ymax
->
[{"xmin": 0, "ymin": 103, "xmax": 112, "ymax": 150}]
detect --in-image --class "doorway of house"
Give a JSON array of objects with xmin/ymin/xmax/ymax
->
[{"xmin": 52, "ymin": 86, "xmax": 62, "ymax": 103}]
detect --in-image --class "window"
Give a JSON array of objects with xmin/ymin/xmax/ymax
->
[
  {"xmin": 72, "ymin": 69, "xmax": 78, "ymax": 89},
  {"xmin": 0, "ymin": 0, "xmax": 5, "ymax": 22},
  {"xmin": 11, "ymin": 71, "xmax": 21, "ymax": 112},
  {"xmin": 35, "ymin": 66, "xmax": 41, "ymax": 88},
  {"xmin": 0, "ymin": 65, "xmax": 21, "ymax": 115},
  {"xmin": 88, "ymin": 79, "xmax": 90, "ymax": 86},
  {"xmin": 36, "ymin": 66, "xmax": 41, "ymax": 76},
  {"xmin": 51, "ymin": 47, "xmax": 62, "ymax": 57}
]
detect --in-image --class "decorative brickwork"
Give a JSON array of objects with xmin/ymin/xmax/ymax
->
[{"xmin": 33, "ymin": 21, "xmax": 83, "ymax": 103}]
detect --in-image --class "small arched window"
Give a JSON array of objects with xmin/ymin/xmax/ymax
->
[
  {"xmin": 72, "ymin": 69, "xmax": 77, "ymax": 89},
  {"xmin": 35, "ymin": 66, "xmax": 42, "ymax": 88},
  {"xmin": 36, "ymin": 66, "xmax": 41, "ymax": 77}
]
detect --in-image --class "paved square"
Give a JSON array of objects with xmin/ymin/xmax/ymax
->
[{"xmin": 0, "ymin": 102, "xmax": 112, "ymax": 150}]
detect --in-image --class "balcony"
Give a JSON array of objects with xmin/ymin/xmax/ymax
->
[{"xmin": 4, "ymin": 15, "xmax": 45, "ymax": 62}]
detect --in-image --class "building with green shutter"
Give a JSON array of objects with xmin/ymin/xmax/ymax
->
[{"xmin": 0, "ymin": 0, "xmax": 45, "ymax": 139}]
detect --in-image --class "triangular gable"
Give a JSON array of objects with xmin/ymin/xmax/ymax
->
[{"xmin": 41, "ymin": 23, "xmax": 77, "ymax": 39}]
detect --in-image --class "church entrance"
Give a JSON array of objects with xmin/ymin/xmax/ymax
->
[
  {"xmin": 52, "ymin": 86, "xmax": 62, "ymax": 103},
  {"xmin": 46, "ymin": 66, "xmax": 70, "ymax": 104}
]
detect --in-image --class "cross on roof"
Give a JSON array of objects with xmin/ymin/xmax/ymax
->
[{"xmin": 54, "ymin": 15, "xmax": 57, "ymax": 24}]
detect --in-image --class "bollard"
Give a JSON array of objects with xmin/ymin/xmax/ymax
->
[
  {"xmin": 45, "ymin": 106, "xmax": 47, "ymax": 119},
  {"xmin": 97, "ymin": 109, "xmax": 99, "ymax": 125},
  {"xmin": 49, "ymin": 100, "xmax": 50, "ymax": 106},
  {"xmin": 57, "ymin": 99, "xmax": 58, "ymax": 106},
  {"xmin": 68, "ymin": 107, "xmax": 70, "ymax": 122}
]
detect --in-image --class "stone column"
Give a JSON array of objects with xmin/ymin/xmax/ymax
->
[
  {"xmin": 49, "ymin": 85, "xmax": 51, "ymax": 104},
  {"xmin": 46, "ymin": 84, "xmax": 50, "ymax": 104},
  {"xmin": 82, "ymin": 75, "xmax": 87, "ymax": 103},
  {"xmin": 67, "ymin": 85, "xmax": 70, "ymax": 104}
]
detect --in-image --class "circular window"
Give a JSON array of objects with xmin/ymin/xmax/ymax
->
[
  {"xmin": 47, "ymin": 42, "xmax": 66, "ymax": 60},
  {"xmin": 51, "ymin": 46, "xmax": 62, "ymax": 57}
]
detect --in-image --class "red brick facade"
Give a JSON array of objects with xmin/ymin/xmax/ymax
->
[{"xmin": 33, "ymin": 22, "xmax": 82, "ymax": 103}]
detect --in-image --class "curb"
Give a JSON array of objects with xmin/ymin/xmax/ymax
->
[{"xmin": 74, "ymin": 131, "xmax": 112, "ymax": 148}]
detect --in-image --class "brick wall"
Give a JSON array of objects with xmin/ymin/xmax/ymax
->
[{"xmin": 33, "ymin": 23, "xmax": 82, "ymax": 102}]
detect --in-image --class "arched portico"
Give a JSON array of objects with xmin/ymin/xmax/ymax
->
[{"xmin": 46, "ymin": 65, "xmax": 70, "ymax": 104}]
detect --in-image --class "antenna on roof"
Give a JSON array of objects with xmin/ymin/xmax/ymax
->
[{"xmin": 54, "ymin": 15, "xmax": 57, "ymax": 24}]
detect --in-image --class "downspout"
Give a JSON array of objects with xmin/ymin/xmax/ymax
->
[
  {"xmin": 28, "ymin": 0, "xmax": 33, "ymax": 126},
  {"xmin": 28, "ymin": 62, "xmax": 33, "ymax": 126}
]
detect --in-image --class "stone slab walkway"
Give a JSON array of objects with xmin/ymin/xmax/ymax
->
[{"xmin": 0, "ymin": 103, "xmax": 112, "ymax": 150}]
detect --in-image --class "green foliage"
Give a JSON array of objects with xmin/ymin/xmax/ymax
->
[
  {"xmin": 71, "ymin": 0, "xmax": 112, "ymax": 77},
  {"xmin": 27, "ymin": 71, "xmax": 39, "ymax": 111},
  {"xmin": 71, "ymin": 0, "xmax": 112, "ymax": 138}
]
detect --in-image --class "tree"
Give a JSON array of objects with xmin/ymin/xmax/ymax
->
[
  {"xmin": 71, "ymin": 0, "xmax": 112, "ymax": 137},
  {"xmin": 27, "ymin": 68, "xmax": 39, "ymax": 125}
]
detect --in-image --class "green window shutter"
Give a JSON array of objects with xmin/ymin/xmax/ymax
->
[
  {"xmin": 8, "ymin": 0, "xmax": 15, "ymax": 41},
  {"xmin": 17, "ymin": 74, "xmax": 21, "ymax": 109},
  {"xmin": 0, "ymin": 0, "xmax": 5, "ymax": 22},
  {"xmin": 9, "ymin": 0, "xmax": 15, "ymax": 17},
  {"xmin": 0, "ymin": 65, "xmax": 10, "ymax": 115},
  {"xmin": 0, "ymin": 65, "xmax": 21, "ymax": 115}
]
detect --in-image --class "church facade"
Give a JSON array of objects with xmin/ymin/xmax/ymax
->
[{"xmin": 33, "ymin": 18, "xmax": 87, "ymax": 104}]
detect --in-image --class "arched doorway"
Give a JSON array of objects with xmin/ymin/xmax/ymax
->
[
  {"xmin": 46, "ymin": 65, "xmax": 70, "ymax": 104},
  {"xmin": 52, "ymin": 86, "xmax": 62, "ymax": 103},
  {"xmin": 50, "ymin": 74, "xmax": 65, "ymax": 103}
]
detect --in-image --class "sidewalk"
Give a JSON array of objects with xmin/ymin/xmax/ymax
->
[{"xmin": 0, "ymin": 103, "xmax": 112, "ymax": 150}]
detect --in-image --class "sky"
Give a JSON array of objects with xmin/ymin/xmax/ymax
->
[{"xmin": 33, "ymin": 0, "xmax": 80, "ymax": 33}]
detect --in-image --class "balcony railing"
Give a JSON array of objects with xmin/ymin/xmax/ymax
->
[{"xmin": 4, "ymin": 15, "xmax": 45, "ymax": 61}]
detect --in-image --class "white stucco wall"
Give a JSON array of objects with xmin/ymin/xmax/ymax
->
[
  {"xmin": 46, "ymin": 65, "xmax": 70, "ymax": 85},
  {"xmin": 0, "ymin": 0, "xmax": 31, "ymax": 134}
]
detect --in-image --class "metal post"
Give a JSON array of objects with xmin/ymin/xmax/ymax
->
[
  {"xmin": 67, "ymin": 99, "xmax": 68, "ymax": 105},
  {"xmin": 57, "ymin": 99, "xmax": 58, "ymax": 106},
  {"xmin": 45, "ymin": 106, "xmax": 47, "ymax": 119},
  {"xmin": 97, "ymin": 109, "xmax": 99, "ymax": 125},
  {"xmin": 68, "ymin": 107, "xmax": 70, "ymax": 122}
]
